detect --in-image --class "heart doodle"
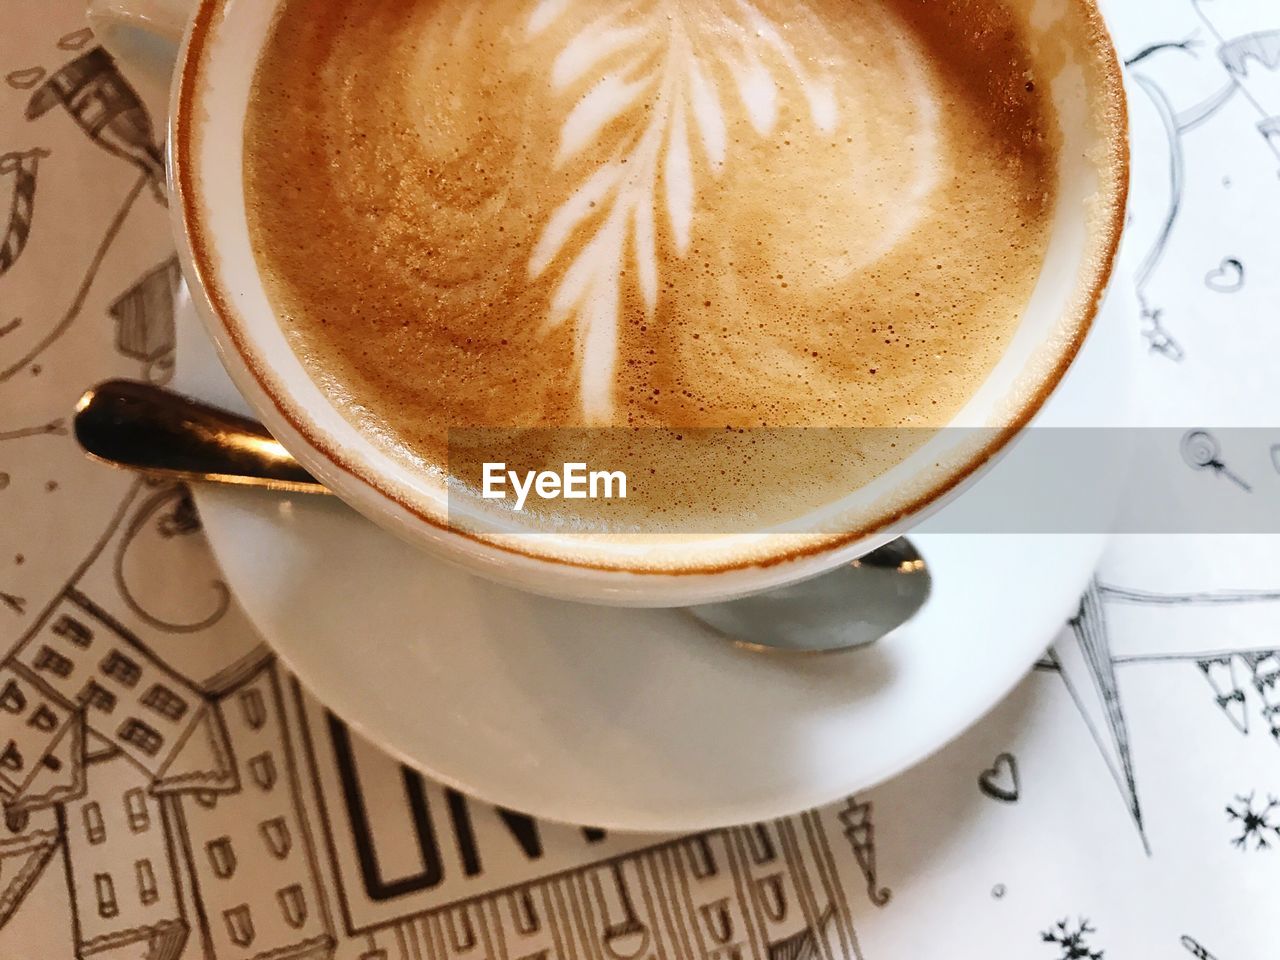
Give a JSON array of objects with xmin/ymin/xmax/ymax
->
[
  {"xmin": 978, "ymin": 752, "xmax": 1020, "ymax": 802},
  {"xmin": 1204, "ymin": 257, "xmax": 1244, "ymax": 293}
]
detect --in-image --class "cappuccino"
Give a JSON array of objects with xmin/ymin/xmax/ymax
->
[{"xmin": 245, "ymin": 0, "xmax": 1062, "ymax": 530}]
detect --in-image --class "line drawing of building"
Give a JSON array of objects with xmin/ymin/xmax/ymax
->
[
  {"xmin": 0, "ymin": 663, "xmax": 78, "ymax": 809},
  {"xmin": 60, "ymin": 747, "xmax": 188, "ymax": 960},
  {"xmin": 291, "ymin": 675, "xmax": 868, "ymax": 960},
  {"xmin": 175, "ymin": 662, "xmax": 335, "ymax": 960},
  {"xmin": 8, "ymin": 588, "xmax": 237, "ymax": 795},
  {"xmin": 343, "ymin": 815, "xmax": 861, "ymax": 960},
  {"xmin": 672, "ymin": 832, "xmax": 761, "ymax": 960}
]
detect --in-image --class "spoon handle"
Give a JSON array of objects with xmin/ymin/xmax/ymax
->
[{"xmin": 74, "ymin": 379, "xmax": 329, "ymax": 494}]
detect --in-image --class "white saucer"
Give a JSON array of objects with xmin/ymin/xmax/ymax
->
[{"xmin": 174, "ymin": 277, "xmax": 1133, "ymax": 831}]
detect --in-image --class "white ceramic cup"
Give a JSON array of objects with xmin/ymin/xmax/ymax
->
[{"xmin": 89, "ymin": 0, "xmax": 1128, "ymax": 606}]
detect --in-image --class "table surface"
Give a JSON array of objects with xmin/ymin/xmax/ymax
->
[{"xmin": 2, "ymin": 0, "xmax": 1280, "ymax": 957}]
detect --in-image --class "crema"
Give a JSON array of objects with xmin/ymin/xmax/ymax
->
[{"xmin": 244, "ymin": 0, "xmax": 1060, "ymax": 529}]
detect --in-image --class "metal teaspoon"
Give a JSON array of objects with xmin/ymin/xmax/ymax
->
[
  {"xmin": 74, "ymin": 379, "xmax": 931, "ymax": 651},
  {"xmin": 74, "ymin": 379, "xmax": 325, "ymax": 494}
]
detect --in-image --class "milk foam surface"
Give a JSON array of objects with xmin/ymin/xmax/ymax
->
[{"xmin": 244, "ymin": 0, "xmax": 1060, "ymax": 529}]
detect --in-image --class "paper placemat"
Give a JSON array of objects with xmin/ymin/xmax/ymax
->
[{"xmin": 2, "ymin": 0, "xmax": 1279, "ymax": 956}]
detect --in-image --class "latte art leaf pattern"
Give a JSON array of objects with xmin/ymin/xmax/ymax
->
[{"xmin": 526, "ymin": 0, "xmax": 841, "ymax": 422}]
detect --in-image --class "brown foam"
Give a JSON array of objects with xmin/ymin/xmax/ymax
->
[{"xmin": 242, "ymin": 0, "xmax": 1061, "ymax": 533}]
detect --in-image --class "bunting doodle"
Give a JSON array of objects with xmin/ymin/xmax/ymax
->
[{"xmin": 0, "ymin": 148, "xmax": 49, "ymax": 279}]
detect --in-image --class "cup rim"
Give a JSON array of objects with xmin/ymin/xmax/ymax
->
[{"xmin": 171, "ymin": 0, "xmax": 1130, "ymax": 580}]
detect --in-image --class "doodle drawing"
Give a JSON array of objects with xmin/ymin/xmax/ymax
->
[
  {"xmin": 837, "ymin": 796, "xmax": 891, "ymax": 907},
  {"xmin": 1202, "ymin": 256, "xmax": 1244, "ymax": 292},
  {"xmin": 1181, "ymin": 934, "xmax": 1221, "ymax": 959},
  {"xmin": 109, "ymin": 257, "xmax": 180, "ymax": 383},
  {"xmin": 57, "ymin": 28, "xmax": 95, "ymax": 51},
  {"xmin": 978, "ymin": 753, "xmax": 1021, "ymax": 803},
  {"xmin": 0, "ymin": 806, "xmax": 59, "ymax": 927},
  {"xmin": 6, "ymin": 588, "xmax": 238, "ymax": 795},
  {"xmin": 0, "ymin": 148, "xmax": 51, "ymax": 279},
  {"xmin": 174, "ymin": 662, "xmax": 335, "ymax": 960},
  {"xmin": 1225, "ymin": 792, "xmax": 1280, "ymax": 851},
  {"xmin": 1209, "ymin": 25, "xmax": 1280, "ymax": 172},
  {"xmin": 0, "ymin": 419, "xmax": 66, "ymax": 443},
  {"xmin": 1053, "ymin": 577, "xmax": 1280, "ymax": 858},
  {"xmin": 1123, "ymin": 14, "xmax": 1280, "ymax": 359},
  {"xmin": 1180, "ymin": 430, "xmax": 1252, "ymax": 492},
  {"xmin": 1198, "ymin": 657, "xmax": 1250, "ymax": 734},
  {"xmin": 0, "ymin": 168, "xmax": 150, "ymax": 384},
  {"xmin": 1041, "ymin": 918, "xmax": 1104, "ymax": 960},
  {"xmin": 5, "ymin": 68, "xmax": 47, "ymax": 91},
  {"xmin": 60, "ymin": 748, "xmax": 189, "ymax": 959},
  {"xmin": 25, "ymin": 47, "xmax": 164, "ymax": 198}
]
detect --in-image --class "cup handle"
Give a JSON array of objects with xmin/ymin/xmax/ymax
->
[{"xmin": 86, "ymin": 0, "xmax": 196, "ymax": 85}]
